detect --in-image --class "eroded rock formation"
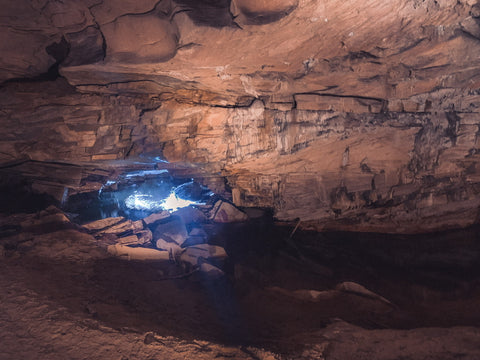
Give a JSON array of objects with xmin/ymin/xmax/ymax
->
[{"xmin": 2, "ymin": 0, "xmax": 480, "ymax": 232}]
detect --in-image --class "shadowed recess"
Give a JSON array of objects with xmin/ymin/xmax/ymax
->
[{"xmin": 174, "ymin": 0, "xmax": 235, "ymax": 27}]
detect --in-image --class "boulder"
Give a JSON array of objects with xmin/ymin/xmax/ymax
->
[
  {"xmin": 182, "ymin": 227, "xmax": 208, "ymax": 247},
  {"xmin": 117, "ymin": 235, "xmax": 141, "ymax": 246},
  {"xmin": 172, "ymin": 206, "xmax": 207, "ymax": 225},
  {"xmin": 116, "ymin": 229, "xmax": 152, "ymax": 246},
  {"xmin": 209, "ymin": 200, "xmax": 248, "ymax": 223},
  {"xmin": 84, "ymin": 217, "xmax": 153, "ymax": 245},
  {"xmin": 335, "ymin": 281, "xmax": 394, "ymax": 306},
  {"xmin": 83, "ymin": 217, "xmax": 125, "ymax": 232},
  {"xmin": 189, "ymin": 227, "xmax": 208, "ymax": 238},
  {"xmin": 136, "ymin": 229, "xmax": 153, "ymax": 245},
  {"xmin": 101, "ymin": 14, "xmax": 178, "ymax": 63},
  {"xmin": 155, "ymin": 238, "xmax": 182, "ymax": 257},
  {"xmin": 267, "ymin": 287, "xmax": 337, "ymax": 301},
  {"xmin": 82, "ymin": 217, "xmax": 144, "ymax": 236},
  {"xmin": 180, "ymin": 244, "xmax": 228, "ymax": 266},
  {"xmin": 199, "ymin": 262, "xmax": 225, "ymax": 278},
  {"xmin": 20, "ymin": 206, "xmax": 71, "ymax": 228},
  {"xmin": 107, "ymin": 244, "xmax": 170, "ymax": 261},
  {"xmin": 188, "ymin": 244, "xmax": 228, "ymax": 259},
  {"xmin": 143, "ymin": 211, "xmax": 171, "ymax": 226},
  {"xmin": 100, "ymin": 219, "xmax": 142, "ymax": 235},
  {"xmin": 153, "ymin": 216, "xmax": 188, "ymax": 246}
]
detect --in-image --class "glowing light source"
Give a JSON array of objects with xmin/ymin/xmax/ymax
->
[
  {"xmin": 125, "ymin": 193, "xmax": 163, "ymax": 211},
  {"xmin": 124, "ymin": 188, "xmax": 206, "ymax": 212},
  {"xmin": 124, "ymin": 169, "xmax": 169, "ymax": 178},
  {"xmin": 159, "ymin": 191, "xmax": 204, "ymax": 212}
]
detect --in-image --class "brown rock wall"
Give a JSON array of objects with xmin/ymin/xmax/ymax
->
[
  {"xmin": 3, "ymin": 76, "xmax": 480, "ymax": 232},
  {"xmin": 119, "ymin": 92, "xmax": 480, "ymax": 232},
  {"xmin": 0, "ymin": 81, "xmax": 160, "ymax": 163},
  {"xmin": 102, "ymin": 14, "xmax": 178, "ymax": 63},
  {"xmin": 2, "ymin": 0, "xmax": 480, "ymax": 232}
]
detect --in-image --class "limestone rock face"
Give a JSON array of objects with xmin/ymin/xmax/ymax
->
[
  {"xmin": 2, "ymin": 0, "xmax": 480, "ymax": 233},
  {"xmin": 89, "ymin": 0, "xmax": 161, "ymax": 25},
  {"xmin": 231, "ymin": 0, "xmax": 299, "ymax": 24},
  {"xmin": 233, "ymin": 0, "xmax": 298, "ymax": 14},
  {"xmin": 102, "ymin": 14, "xmax": 178, "ymax": 63}
]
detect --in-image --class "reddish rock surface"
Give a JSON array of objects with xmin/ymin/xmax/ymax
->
[{"xmin": 1, "ymin": 0, "xmax": 480, "ymax": 232}]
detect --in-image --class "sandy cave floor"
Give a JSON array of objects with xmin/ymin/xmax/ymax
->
[{"xmin": 1, "ymin": 210, "xmax": 480, "ymax": 359}]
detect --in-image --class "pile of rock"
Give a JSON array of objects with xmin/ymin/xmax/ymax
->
[
  {"xmin": 0, "ymin": 205, "xmax": 108, "ymax": 262},
  {"xmin": 82, "ymin": 199, "xmax": 248, "ymax": 278}
]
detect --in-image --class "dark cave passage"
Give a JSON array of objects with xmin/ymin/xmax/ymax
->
[{"xmin": 2, "ymin": 166, "xmax": 480, "ymax": 356}]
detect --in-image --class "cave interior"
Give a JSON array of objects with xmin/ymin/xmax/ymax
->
[{"xmin": 2, "ymin": 0, "xmax": 480, "ymax": 359}]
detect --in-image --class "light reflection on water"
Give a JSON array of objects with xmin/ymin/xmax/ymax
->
[
  {"xmin": 124, "ymin": 169, "xmax": 169, "ymax": 178},
  {"xmin": 124, "ymin": 188, "xmax": 208, "ymax": 212},
  {"xmin": 65, "ymin": 170, "xmax": 213, "ymax": 222}
]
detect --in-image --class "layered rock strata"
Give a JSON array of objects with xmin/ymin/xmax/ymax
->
[{"xmin": 1, "ymin": 0, "xmax": 480, "ymax": 232}]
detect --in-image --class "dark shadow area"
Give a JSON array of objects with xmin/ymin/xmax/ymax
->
[
  {"xmin": 174, "ymin": 0, "xmax": 236, "ymax": 27},
  {"xmin": 1, "ymin": 164, "xmax": 480, "ymax": 354},
  {"xmin": 1, "ymin": 37, "xmax": 70, "ymax": 85},
  {"xmin": 6, "ymin": 213, "xmax": 480, "ymax": 354},
  {"xmin": 0, "ymin": 181, "xmax": 57, "ymax": 215},
  {"xmin": 238, "ymin": 9, "xmax": 296, "ymax": 25}
]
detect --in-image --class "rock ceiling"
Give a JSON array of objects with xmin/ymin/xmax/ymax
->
[{"xmin": 2, "ymin": 0, "xmax": 480, "ymax": 232}]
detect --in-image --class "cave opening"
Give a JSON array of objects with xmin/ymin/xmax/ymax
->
[{"xmin": 63, "ymin": 169, "xmax": 214, "ymax": 223}]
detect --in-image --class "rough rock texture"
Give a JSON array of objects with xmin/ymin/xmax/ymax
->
[
  {"xmin": 2, "ymin": 207, "xmax": 480, "ymax": 359},
  {"xmin": 2, "ymin": 0, "xmax": 480, "ymax": 232},
  {"xmin": 102, "ymin": 14, "xmax": 178, "ymax": 63}
]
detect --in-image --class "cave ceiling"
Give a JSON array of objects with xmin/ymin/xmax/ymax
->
[{"xmin": 3, "ymin": 0, "xmax": 480, "ymax": 102}]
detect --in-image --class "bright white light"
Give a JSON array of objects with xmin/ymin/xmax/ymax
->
[
  {"xmin": 124, "ymin": 191, "xmax": 206, "ymax": 212},
  {"xmin": 125, "ymin": 194, "xmax": 163, "ymax": 211},
  {"xmin": 124, "ymin": 169, "xmax": 169, "ymax": 178},
  {"xmin": 154, "ymin": 156, "xmax": 169, "ymax": 163},
  {"xmin": 159, "ymin": 191, "xmax": 205, "ymax": 212}
]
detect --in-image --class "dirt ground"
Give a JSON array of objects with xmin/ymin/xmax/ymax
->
[{"xmin": 1, "ymin": 208, "xmax": 480, "ymax": 359}]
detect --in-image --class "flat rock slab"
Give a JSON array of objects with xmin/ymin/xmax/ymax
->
[
  {"xmin": 107, "ymin": 244, "xmax": 170, "ymax": 261},
  {"xmin": 153, "ymin": 217, "xmax": 188, "ymax": 246},
  {"xmin": 180, "ymin": 244, "xmax": 228, "ymax": 266},
  {"xmin": 173, "ymin": 207, "xmax": 207, "ymax": 225},
  {"xmin": 336, "ymin": 281, "xmax": 394, "ymax": 307},
  {"xmin": 82, "ymin": 217, "xmax": 125, "ymax": 231},
  {"xmin": 143, "ymin": 211, "xmax": 171, "ymax": 226},
  {"xmin": 155, "ymin": 238, "xmax": 182, "ymax": 255},
  {"xmin": 116, "ymin": 234, "xmax": 141, "ymax": 246},
  {"xmin": 210, "ymin": 200, "xmax": 248, "ymax": 223},
  {"xmin": 199, "ymin": 262, "xmax": 225, "ymax": 278},
  {"xmin": 83, "ymin": 217, "xmax": 144, "ymax": 235},
  {"xmin": 136, "ymin": 229, "xmax": 153, "ymax": 245}
]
